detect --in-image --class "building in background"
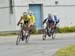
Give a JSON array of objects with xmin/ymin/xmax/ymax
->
[
  {"xmin": 0, "ymin": 0, "xmax": 75, "ymax": 31},
  {"xmin": 0, "ymin": 0, "xmax": 16, "ymax": 31}
]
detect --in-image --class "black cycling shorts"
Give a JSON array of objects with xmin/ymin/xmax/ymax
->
[
  {"xmin": 48, "ymin": 20, "xmax": 54, "ymax": 24},
  {"xmin": 24, "ymin": 21, "xmax": 29, "ymax": 24}
]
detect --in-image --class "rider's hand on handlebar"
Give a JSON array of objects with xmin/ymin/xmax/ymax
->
[{"xmin": 17, "ymin": 22, "xmax": 20, "ymax": 26}]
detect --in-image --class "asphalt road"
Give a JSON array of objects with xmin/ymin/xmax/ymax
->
[{"xmin": 0, "ymin": 33, "xmax": 75, "ymax": 56}]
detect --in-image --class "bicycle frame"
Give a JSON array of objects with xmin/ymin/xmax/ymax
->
[{"xmin": 16, "ymin": 23, "xmax": 29, "ymax": 45}]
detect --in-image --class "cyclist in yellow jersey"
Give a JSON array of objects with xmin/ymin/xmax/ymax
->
[
  {"xmin": 28, "ymin": 13, "xmax": 35, "ymax": 27},
  {"xmin": 17, "ymin": 12, "xmax": 30, "ymax": 41},
  {"xmin": 28, "ymin": 12, "xmax": 35, "ymax": 32},
  {"xmin": 17, "ymin": 12, "xmax": 30, "ymax": 25}
]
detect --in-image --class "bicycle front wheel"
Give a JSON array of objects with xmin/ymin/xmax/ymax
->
[{"xmin": 16, "ymin": 32, "xmax": 22, "ymax": 45}]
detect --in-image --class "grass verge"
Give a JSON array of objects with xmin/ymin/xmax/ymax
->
[{"xmin": 55, "ymin": 45, "xmax": 75, "ymax": 56}]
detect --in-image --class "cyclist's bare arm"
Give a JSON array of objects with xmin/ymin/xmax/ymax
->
[
  {"xmin": 43, "ymin": 19, "xmax": 47, "ymax": 24},
  {"xmin": 17, "ymin": 17, "xmax": 23, "ymax": 25}
]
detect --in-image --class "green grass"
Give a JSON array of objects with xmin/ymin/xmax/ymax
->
[
  {"xmin": 0, "ymin": 33, "xmax": 17, "ymax": 36},
  {"xmin": 55, "ymin": 45, "xmax": 75, "ymax": 56}
]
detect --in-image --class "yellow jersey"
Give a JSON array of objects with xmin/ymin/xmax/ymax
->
[
  {"xmin": 29, "ymin": 15, "xmax": 35, "ymax": 24},
  {"xmin": 20, "ymin": 15, "xmax": 30, "ymax": 23}
]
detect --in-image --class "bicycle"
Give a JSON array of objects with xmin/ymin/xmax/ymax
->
[
  {"xmin": 42, "ymin": 24, "xmax": 56, "ymax": 40},
  {"xmin": 16, "ymin": 23, "xmax": 30, "ymax": 45}
]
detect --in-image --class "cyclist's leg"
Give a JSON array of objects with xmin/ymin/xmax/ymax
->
[
  {"xmin": 21, "ymin": 24, "xmax": 25, "ymax": 41},
  {"xmin": 50, "ymin": 22, "xmax": 56, "ymax": 33},
  {"xmin": 53, "ymin": 25, "xmax": 57, "ymax": 32},
  {"xmin": 28, "ymin": 23, "xmax": 34, "ymax": 33},
  {"xmin": 46, "ymin": 22, "xmax": 50, "ymax": 33}
]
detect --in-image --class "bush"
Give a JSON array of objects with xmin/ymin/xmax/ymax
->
[
  {"xmin": 57, "ymin": 26, "xmax": 75, "ymax": 33},
  {"xmin": 31, "ymin": 26, "xmax": 75, "ymax": 34},
  {"xmin": 55, "ymin": 45, "xmax": 75, "ymax": 56},
  {"xmin": 31, "ymin": 26, "xmax": 39, "ymax": 34},
  {"xmin": 31, "ymin": 26, "xmax": 44, "ymax": 34}
]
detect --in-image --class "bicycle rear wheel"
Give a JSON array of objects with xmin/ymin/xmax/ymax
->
[
  {"xmin": 25, "ymin": 36, "xmax": 29, "ymax": 43},
  {"xmin": 51, "ymin": 29, "xmax": 56, "ymax": 39}
]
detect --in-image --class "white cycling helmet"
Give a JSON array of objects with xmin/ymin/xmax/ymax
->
[
  {"xmin": 29, "ymin": 11, "xmax": 33, "ymax": 15},
  {"xmin": 48, "ymin": 13, "xmax": 52, "ymax": 17},
  {"xmin": 23, "ymin": 12, "xmax": 27, "ymax": 16}
]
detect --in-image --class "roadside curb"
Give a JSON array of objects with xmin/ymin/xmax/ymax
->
[{"xmin": 0, "ymin": 32, "xmax": 75, "ymax": 38}]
